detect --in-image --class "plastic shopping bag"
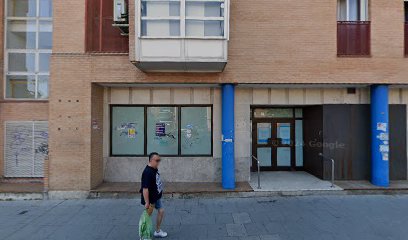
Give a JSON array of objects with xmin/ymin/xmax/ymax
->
[{"xmin": 139, "ymin": 209, "xmax": 153, "ymax": 240}]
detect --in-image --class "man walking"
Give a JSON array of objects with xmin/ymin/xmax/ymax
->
[{"xmin": 140, "ymin": 152, "xmax": 167, "ymax": 238}]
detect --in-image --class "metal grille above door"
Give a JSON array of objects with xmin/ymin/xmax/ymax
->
[{"xmin": 4, "ymin": 121, "xmax": 48, "ymax": 178}]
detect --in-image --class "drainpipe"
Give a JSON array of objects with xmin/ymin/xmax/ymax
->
[
  {"xmin": 221, "ymin": 84, "xmax": 235, "ymax": 189},
  {"xmin": 370, "ymin": 85, "xmax": 389, "ymax": 187}
]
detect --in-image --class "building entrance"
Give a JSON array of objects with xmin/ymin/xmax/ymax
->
[{"xmin": 251, "ymin": 108, "xmax": 303, "ymax": 171}]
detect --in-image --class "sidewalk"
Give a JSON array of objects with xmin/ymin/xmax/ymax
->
[{"xmin": 1, "ymin": 195, "xmax": 408, "ymax": 240}]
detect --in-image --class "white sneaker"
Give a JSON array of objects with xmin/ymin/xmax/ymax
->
[{"xmin": 154, "ymin": 229, "xmax": 168, "ymax": 238}]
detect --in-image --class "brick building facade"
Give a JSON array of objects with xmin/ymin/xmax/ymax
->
[{"xmin": 1, "ymin": 0, "xmax": 408, "ymax": 197}]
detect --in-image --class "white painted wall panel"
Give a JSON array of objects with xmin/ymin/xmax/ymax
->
[
  {"xmin": 110, "ymin": 88, "xmax": 129, "ymax": 104},
  {"xmin": 185, "ymin": 40, "xmax": 224, "ymax": 58},
  {"xmin": 140, "ymin": 40, "xmax": 182, "ymax": 58}
]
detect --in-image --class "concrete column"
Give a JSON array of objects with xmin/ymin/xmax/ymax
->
[
  {"xmin": 370, "ymin": 85, "xmax": 389, "ymax": 187},
  {"xmin": 222, "ymin": 84, "xmax": 235, "ymax": 189}
]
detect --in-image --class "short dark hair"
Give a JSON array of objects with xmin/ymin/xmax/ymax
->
[{"xmin": 149, "ymin": 152, "xmax": 159, "ymax": 161}]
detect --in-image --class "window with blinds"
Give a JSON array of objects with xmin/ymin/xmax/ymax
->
[{"xmin": 4, "ymin": 121, "xmax": 48, "ymax": 178}]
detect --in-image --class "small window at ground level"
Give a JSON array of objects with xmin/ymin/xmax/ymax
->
[
  {"xmin": 4, "ymin": 121, "xmax": 48, "ymax": 177},
  {"xmin": 110, "ymin": 105, "xmax": 213, "ymax": 156}
]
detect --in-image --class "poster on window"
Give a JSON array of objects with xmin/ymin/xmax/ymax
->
[{"xmin": 155, "ymin": 123, "xmax": 166, "ymax": 137}]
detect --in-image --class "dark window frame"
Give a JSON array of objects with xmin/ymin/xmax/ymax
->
[{"xmin": 110, "ymin": 104, "xmax": 213, "ymax": 157}]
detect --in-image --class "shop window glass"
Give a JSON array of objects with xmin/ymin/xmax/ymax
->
[
  {"xmin": 111, "ymin": 107, "xmax": 145, "ymax": 155},
  {"xmin": 181, "ymin": 107, "xmax": 212, "ymax": 155},
  {"xmin": 147, "ymin": 107, "xmax": 179, "ymax": 155},
  {"xmin": 295, "ymin": 108, "xmax": 303, "ymax": 118}
]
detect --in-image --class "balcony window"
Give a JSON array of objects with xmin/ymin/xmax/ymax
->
[
  {"xmin": 337, "ymin": 0, "xmax": 370, "ymax": 56},
  {"xmin": 140, "ymin": 0, "xmax": 227, "ymax": 38},
  {"xmin": 86, "ymin": 0, "xmax": 129, "ymax": 52},
  {"xmin": 5, "ymin": 0, "xmax": 52, "ymax": 99}
]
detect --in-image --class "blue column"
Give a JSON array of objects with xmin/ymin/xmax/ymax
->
[
  {"xmin": 370, "ymin": 85, "xmax": 389, "ymax": 187},
  {"xmin": 222, "ymin": 84, "xmax": 235, "ymax": 189}
]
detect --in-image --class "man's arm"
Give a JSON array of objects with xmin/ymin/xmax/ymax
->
[
  {"xmin": 143, "ymin": 188, "xmax": 154, "ymax": 215},
  {"xmin": 143, "ymin": 188, "xmax": 150, "ymax": 208}
]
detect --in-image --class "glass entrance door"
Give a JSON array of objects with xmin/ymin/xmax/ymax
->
[{"xmin": 252, "ymin": 119, "xmax": 296, "ymax": 170}]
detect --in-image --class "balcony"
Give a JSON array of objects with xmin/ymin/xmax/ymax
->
[
  {"xmin": 337, "ymin": 21, "xmax": 370, "ymax": 56},
  {"xmin": 405, "ymin": 23, "xmax": 408, "ymax": 56},
  {"xmin": 134, "ymin": 0, "xmax": 229, "ymax": 72}
]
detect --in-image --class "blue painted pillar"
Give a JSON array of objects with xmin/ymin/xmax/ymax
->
[
  {"xmin": 370, "ymin": 85, "xmax": 389, "ymax": 187},
  {"xmin": 221, "ymin": 84, "xmax": 235, "ymax": 189}
]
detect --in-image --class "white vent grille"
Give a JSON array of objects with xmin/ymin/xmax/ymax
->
[{"xmin": 4, "ymin": 121, "xmax": 48, "ymax": 178}]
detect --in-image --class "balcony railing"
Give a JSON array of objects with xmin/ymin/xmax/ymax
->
[
  {"xmin": 405, "ymin": 23, "xmax": 408, "ymax": 56},
  {"xmin": 337, "ymin": 21, "xmax": 371, "ymax": 56}
]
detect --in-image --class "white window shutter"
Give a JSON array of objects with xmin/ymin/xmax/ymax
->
[
  {"xmin": 4, "ymin": 121, "xmax": 48, "ymax": 178},
  {"xmin": 33, "ymin": 121, "xmax": 48, "ymax": 177}
]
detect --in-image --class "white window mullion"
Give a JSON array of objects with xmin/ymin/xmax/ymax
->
[
  {"xmin": 181, "ymin": 0, "xmax": 186, "ymax": 37},
  {"xmin": 35, "ymin": 0, "xmax": 40, "ymax": 99}
]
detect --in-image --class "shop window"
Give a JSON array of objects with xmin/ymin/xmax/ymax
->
[
  {"xmin": 4, "ymin": 121, "xmax": 48, "ymax": 177},
  {"xmin": 86, "ymin": 0, "xmax": 129, "ymax": 52},
  {"xmin": 110, "ymin": 105, "xmax": 213, "ymax": 156},
  {"xmin": 181, "ymin": 107, "xmax": 212, "ymax": 155},
  {"xmin": 140, "ymin": 0, "xmax": 226, "ymax": 38},
  {"xmin": 147, "ymin": 107, "xmax": 179, "ymax": 155},
  {"xmin": 111, "ymin": 106, "xmax": 145, "ymax": 155},
  {"xmin": 5, "ymin": 0, "xmax": 52, "ymax": 99}
]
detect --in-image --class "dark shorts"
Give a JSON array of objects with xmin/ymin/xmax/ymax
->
[{"xmin": 154, "ymin": 199, "xmax": 163, "ymax": 210}]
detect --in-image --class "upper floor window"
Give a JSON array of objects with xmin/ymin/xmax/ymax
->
[
  {"xmin": 337, "ymin": 0, "xmax": 370, "ymax": 56},
  {"xmin": 86, "ymin": 0, "xmax": 129, "ymax": 53},
  {"xmin": 337, "ymin": 0, "xmax": 368, "ymax": 21},
  {"xmin": 4, "ymin": 0, "xmax": 52, "ymax": 99},
  {"xmin": 140, "ymin": 0, "xmax": 227, "ymax": 38}
]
